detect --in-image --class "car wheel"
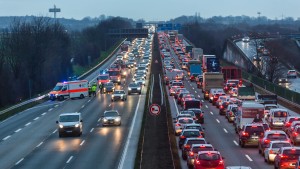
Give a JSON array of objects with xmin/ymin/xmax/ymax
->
[
  {"xmin": 139, "ymin": 92, "xmax": 141, "ymax": 95},
  {"xmin": 128, "ymin": 93, "xmax": 131, "ymax": 95},
  {"xmin": 80, "ymin": 94, "xmax": 84, "ymax": 99},
  {"xmin": 111, "ymin": 99, "xmax": 114, "ymax": 102},
  {"xmin": 59, "ymin": 96, "xmax": 64, "ymax": 101}
]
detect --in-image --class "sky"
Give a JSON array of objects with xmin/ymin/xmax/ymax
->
[{"xmin": 0, "ymin": 0, "xmax": 299, "ymax": 21}]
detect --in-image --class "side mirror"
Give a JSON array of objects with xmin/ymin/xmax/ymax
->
[
  {"xmin": 222, "ymin": 157, "xmax": 225, "ymax": 160},
  {"xmin": 202, "ymin": 127, "xmax": 205, "ymax": 130},
  {"xmin": 56, "ymin": 121, "xmax": 58, "ymax": 124},
  {"xmin": 80, "ymin": 120, "xmax": 83, "ymax": 122}
]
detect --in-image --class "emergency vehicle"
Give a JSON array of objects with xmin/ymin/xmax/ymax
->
[
  {"xmin": 48, "ymin": 80, "xmax": 89, "ymax": 101},
  {"xmin": 97, "ymin": 71, "xmax": 110, "ymax": 85},
  {"xmin": 108, "ymin": 68, "xmax": 121, "ymax": 84}
]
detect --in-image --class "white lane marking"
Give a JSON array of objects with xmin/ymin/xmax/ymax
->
[
  {"xmin": 90, "ymin": 128, "xmax": 94, "ymax": 133},
  {"xmin": 15, "ymin": 158, "xmax": 24, "ymax": 165},
  {"xmin": 150, "ymin": 75, "xmax": 154, "ymax": 103},
  {"xmin": 205, "ymin": 105, "xmax": 208, "ymax": 108},
  {"xmin": 66, "ymin": 156, "xmax": 73, "ymax": 163},
  {"xmin": 2, "ymin": 135, "xmax": 11, "ymax": 141},
  {"xmin": 245, "ymin": 154, "xmax": 253, "ymax": 161},
  {"xmin": 80, "ymin": 140, "xmax": 85, "ymax": 146},
  {"xmin": 88, "ymin": 99, "xmax": 91, "ymax": 102},
  {"xmin": 198, "ymin": 95, "xmax": 200, "ymax": 98},
  {"xmin": 42, "ymin": 112, "xmax": 46, "ymax": 116},
  {"xmin": 159, "ymin": 74, "xmax": 164, "ymax": 105},
  {"xmin": 192, "ymin": 87, "xmax": 195, "ymax": 90},
  {"xmin": 25, "ymin": 122, "xmax": 31, "ymax": 126},
  {"xmin": 201, "ymin": 100, "xmax": 204, "ymax": 102},
  {"xmin": 216, "ymin": 119, "xmax": 220, "ymax": 123},
  {"xmin": 118, "ymin": 95, "xmax": 142, "ymax": 169},
  {"xmin": 173, "ymin": 98, "xmax": 179, "ymax": 115},
  {"xmin": 15, "ymin": 128, "xmax": 22, "ymax": 133},
  {"xmin": 210, "ymin": 112, "xmax": 213, "ymax": 115},
  {"xmin": 223, "ymin": 128, "xmax": 228, "ymax": 133},
  {"xmin": 36, "ymin": 142, "xmax": 43, "ymax": 148},
  {"xmin": 233, "ymin": 140, "xmax": 239, "ymax": 146},
  {"xmin": 109, "ymin": 104, "xmax": 111, "ymax": 107},
  {"xmin": 34, "ymin": 117, "xmax": 39, "ymax": 121},
  {"xmin": 98, "ymin": 118, "xmax": 101, "ymax": 122},
  {"xmin": 81, "ymin": 105, "xmax": 85, "ymax": 108},
  {"xmin": 194, "ymin": 91, "xmax": 197, "ymax": 93},
  {"xmin": 52, "ymin": 129, "xmax": 57, "ymax": 134},
  {"xmin": 54, "ymin": 105, "xmax": 59, "ymax": 108},
  {"xmin": 48, "ymin": 108, "xmax": 53, "ymax": 112}
]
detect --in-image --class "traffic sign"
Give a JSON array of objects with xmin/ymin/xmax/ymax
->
[{"xmin": 149, "ymin": 104, "xmax": 161, "ymax": 116}]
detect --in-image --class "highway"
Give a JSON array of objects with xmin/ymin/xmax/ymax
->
[
  {"xmin": 236, "ymin": 40, "xmax": 300, "ymax": 93},
  {"xmin": 161, "ymin": 34, "xmax": 300, "ymax": 169},
  {"xmin": 0, "ymin": 40, "xmax": 150, "ymax": 169}
]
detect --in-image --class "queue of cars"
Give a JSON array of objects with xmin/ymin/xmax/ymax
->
[{"xmin": 56, "ymin": 36, "xmax": 153, "ymax": 136}]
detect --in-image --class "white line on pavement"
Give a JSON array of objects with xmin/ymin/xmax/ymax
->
[
  {"xmin": 198, "ymin": 95, "xmax": 200, "ymax": 98},
  {"xmin": 216, "ymin": 119, "xmax": 220, "ymax": 123},
  {"xmin": 81, "ymin": 105, "xmax": 85, "ymax": 108},
  {"xmin": 98, "ymin": 118, "xmax": 101, "ymax": 122},
  {"xmin": 88, "ymin": 99, "xmax": 91, "ymax": 102},
  {"xmin": 34, "ymin": 117, "xmax": 39, "ymax": 121},
  {"xmin": 80, "ymin": 140, "xmax": 85, "ymax": 146},
  {"xmin": 36, "ymin": 142, "xmax": 43, "ymax": 148},
  {"xmin": 159, "ymin": 74, "xmax": 164, "ymax": 105},
  {"xmin": 66, "ymin": 156, "xmax": 73, "ymax": 163},
  {"xmin": 42, "ymin": 112, "xmax": 46, "ymax": 116},
  {"xmin": 15, "ymin": 128, "xmax": 22, "ymax": 133},
  {"xmin": 201, "ymin": 100, "xmax": 204, "ymax": 102},
  {"xmin": 245, "ymin": 154, "xmax": 253, "ymax": 161},
  {"xmin": 195, "ymin": 91, "xmax": 197, "ymax": 93},
  {"xmin": 233, "ymin": 140, "xmax": 238, "ymax": 146},
  {"xmin": 25, "ymin": 122, "xmax": 31, "ymax": 126},
  {"xmin": 52, "ymin": 129, "xmax": 57, "ymax": 134},
  {"xmin": 109, "ymin": 104, "xmax": 111, "ymax": 107},
  {"xmin": 192, "ymin": 87, "xmax": 195, "ymax": 90},
  {"xmin": 118, "ymin": 95, "xmax": 141, "ymax": 169},
  {"xmin": 48, "ymin": 108, "xmax": 53, "ymax": 112},
  {"xmin": 54, "ymin": 105, "xmax": 59, "ymax": 108},
  {"xmin": 223, "ymin": 128, "xmax": 228, "ymax": 133},
  {"xmin": 173, "ymin": 98, "xmax": 179, "ymax": 115},
  {"xmin": 90, "ymin": 128, "xmax": 94, "ymax": 132},
  {"xmin": 2, "ymin": 135, "xmax": 11, "ymax": 141},
  {"xmin": 205, "ymin": 105, "xmax": 208, "ymax": 108},
  {"xmin": 210, "ymin": 112, "xmax": 213, "ymax": 115},
  {"xmin": 15, "ymin": 158, "xmax": 24, "ymax": 165}
]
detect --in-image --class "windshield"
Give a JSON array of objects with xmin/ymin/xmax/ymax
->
[
  {"xmin": 187, "ymin": 140, "xmax": 206, "ymax": 145},
  {"xmin": 104, "ymin": 83, "xmax": 114, "ymax": 87},
  {"xmin": 178, "ymin": 119, "xmax": 193, "ymax": 124},
  {"xmin": 267, "ymin": 134, "xmax": 287, "ymax": 140},
  {"xmin": 98, "ymin": 75, "xmax": 109, "ymax": 80},
  {"xmin": 193, "ymin": 147, "xmax": 214, "ymax": 153},
  {"xmin": 198, "ymin": 153, "xmax": 220, "ymax": 161},
  {"xmin": 108, "ymin": 71, "xmax": 120, "ymax": 76},
  {"xmin": 283, "ymin": 150, "xmax": 300, "ymax": 159},
  {"xmin": 53, "ymin": 85, "xmax": 63, "ymax": 91},
  {"xmin": 104, "ymin": 111, "xmax": 119, "ymax": 117},
  {"xmin": 272, "ymin": 143, "xmax": 291, "ymax": 148},
  {"xmin": 274, "ymin": 111, "xmax": 288, "ymax": 117},
  {"xmin": 183, "ymin": 131, "xmax": 200, "ymax": 137},
  {"xmin": 129, "ymin": 83, "xmax": 139, "ymax": 87},
  {"xmin": 186, "ymin": 126, "xmax": 202, "ymax": 130},
  {"xmin": 59, "ymin": 115, "xmax": 79, "ymax": 122}
]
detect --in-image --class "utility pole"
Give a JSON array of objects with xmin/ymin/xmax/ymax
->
[{"xmin": 49, "ymin": 5, "xmax": 61, "ymax": 19}]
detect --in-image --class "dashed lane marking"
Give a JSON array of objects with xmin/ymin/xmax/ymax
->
[
  {"xmin": 205, "ymin": 105, "xmax": 208, "ymax": 108},
  {"xmin": 223, "ymin": 128, "xmax": 228, "ymax": 133},
  {"xmin": 198, "ymin": 95, "xmax": 200, "ymax": 98},
  {"xmin": 25, "ymin": 122, "xmax": 31, "ymax": 126},
  {"xmin": 66, "ymin": 156, "xmax": 73, "ymax": 163},
  {"xmin": 192, "ymin": 87, "xmax": 195, "ymax": 90},
  {"xmin": 15, "ymin": 158, "xmax": 24, "ymax": 165},
  {"xmin": 216, "ymin": 119, "xmax": 220, "ymax": 123},
  {"xmin": 88, "ymin": 99, "xmax": 91, "ymax": 102},
  {"xmin": 98, "ymin": 118, "xmax": 101, "ymax": 122},
  {"xmin": 80, "ymin": 140, "xmax": 85, "ymax": 146},
  {"xmin": 201, "ymin": 100, "xmax": 204, "ymax": 102},
  {"xmin": 195, "ymin": 91, "xmax": 197, "ymax": 93},
  {"xmin": 15, "ymin": 128, "xmax": 22, "ymax": 133},
  {"xmin": 54, "ymin": 105, "xmax": 59, "ymax": 108},
  {"xmin": 52, "ymin": 129, "xmax": 57, "ymax": 134},
  {"xmin": 210, "ymin": 112, "xmax": 213, "ymax": 115},
  {"xmin": 245, "ymin": 155, "xmax": 253, "ymax": 162},
  {"xmin": 36, "ymin": 142, "xmax": 43, "ymax": 148},
  {"xmin": 81, "ymin": 105, "xmax": 85, "ymax": 109},
  {"xmin": 2, "ymin": 135, "xmax": 11, "ymax": 141},
  {"xmin": 233, "ymin": 140, "xmax": 239, "ymax": 146},
  {"xmin": 90, "ymin": 128, "xmax": 94, "ymax": 132},
  {"xmin": 34, "ymin": 117, "xmax": 39, "ymax": 121},
  {"xmin": 48, "ymin": 108, "xmax": 53, "ymax": 112},
  {"xmin": 109, "ymin": 104, "xmax": 111, "ymax": 107},
  {"xmin": 42, "ymin": 112, "xmax": 46, "ymax": 116}
]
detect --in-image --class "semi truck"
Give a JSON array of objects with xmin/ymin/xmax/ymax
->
[
  {"xmin": 221, "ymin": 66, "xmax": 242, "ymax": 83},
  {"xmin": 237, "ymin": 86, "xmax": 256, "ymax": 101},
  {"xmin": 48, "ymin": 80, "xmax": 89, "ymax": 101},
  {"xmin": 187, "ymin": 60, "xmax": 202, "ymax": 81},
  {"xmin": 202, "ymin": 72, "xmax": 224, "ymax": 99},
  {"xmin": 256, "ymin": 94, "xmax": 277, "ymax": 105},
  {"xmin": 192, "ymin": 48, "xmax": 203, "ymax": 60}
]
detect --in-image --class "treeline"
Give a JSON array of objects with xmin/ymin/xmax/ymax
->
[{"xmin": 0, "ymin": 16, "xmax": 132, "ymax": 107}]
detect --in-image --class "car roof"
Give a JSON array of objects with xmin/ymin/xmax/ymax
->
[
  {"xmin": 186, "ymin": 137, "xmax": 206, "ymax": 141},
  {"xmin": 269, "ymin": 108, "xmax": 289, "ymax": 112},
  {"xmin": 104, "ymin": 110, "xmax": 119, "ymax": 113},
  {"xmin": 281, "ymin": 147, "xmax": 300, "ymax": 151},
  {"xmin": 182, "ymin": 129, "xmax": 199, "ymax": 132},
  {"xmin": 198, "ymin": 150, "xmax": 220, "ymax": 155},
  {"xmin": 226, "ymin": 166, "xmax": 252, "ymax": 169},
  {"xmin": 60, "ymin": 112, "xmax": 81, "ymax": 116},
  {"xmin": 191, "ymin": 144, "xmax": 213, "ymax": 148},
  {"xmin": 185, "ymin": 123, "xmax": 201, "ymax": 127},
  {"xmin": 269, "ymin": 140, "xmax": 291, "ymax": 144},
  {"xmin": 265, "ymin": 130, "xmax": 286, "ymax": 135}
]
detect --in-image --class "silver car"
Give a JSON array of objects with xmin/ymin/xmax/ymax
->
[
  {"xmin": 111, "ymin": 90, "xmax": 127, "ymax": 101},
  {"xmin": 102, "ymin": 110, "xmax": 121, "ymax": 126},
  {"xmin": 263, "ymin": 140, "xmax": 291, "ymax": 163}
]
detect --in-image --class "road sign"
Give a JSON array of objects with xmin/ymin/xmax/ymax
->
[{"xmin": 149, "ymin": 104, "xmax": 161, "ymax": 116}]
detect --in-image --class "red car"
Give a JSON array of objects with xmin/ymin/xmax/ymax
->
[
  {"xmin": 274, "ymin": 147, "xmax": 300, "ymax": 169},
  {"xmin": 194, "ymin": 151, "xmax": 225, "ymax": 169}
]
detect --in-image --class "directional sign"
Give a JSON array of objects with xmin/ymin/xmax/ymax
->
[{"xmin": 149, "ymin": 104, "xmax": 161, "ymax": 116}]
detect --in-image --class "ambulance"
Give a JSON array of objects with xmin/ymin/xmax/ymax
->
[{"xmin": 48, "ymin": 80, "xmax": 89, "ymax": 101}]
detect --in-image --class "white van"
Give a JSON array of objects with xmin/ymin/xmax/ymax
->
[
  {"xmin": 235, "ymin": 101, "xmax": 265, "ymax": 133},
  {"xmin": 266, "ymin": 108, "xmax": 289, "ymax": 129}
]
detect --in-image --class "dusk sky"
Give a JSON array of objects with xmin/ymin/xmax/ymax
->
[{"xmin": 0, "ymin": 0, "xmax": 299, "ymax": 21}]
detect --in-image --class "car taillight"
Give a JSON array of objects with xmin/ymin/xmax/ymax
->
[
  {"xmin": 196, "ymin": 159, "xmax": 200, "ymax": 164},
  {"xmin": 180, "ymin": 136, "xmax": 186, "ymax": 139},
  {"xmin": 184, "ymin": 145, "xmax": 191, "ymax": 149},
  {"xmin": 280, "ymin": 155, "xmax": 288, "ymax": 159},
  {"xmin": 200, "ymin": 113, "xmax": 203, "ymax": 117},
  {"xmin": 219, "ymin": 160, "xmax": 224, "ymax": 164},
  {"xmin": 220, "ymin": 106, "xmax": 223, "ymax": 109},
  {"xmin": 189, "ymin": 152, "xmax": 194, "ymax": 157},
  {"xmin": 176, "ymin": 124, "xmax": 181, "ymax": 126},
  {"xmin": 229, "ymin": 112, "xmax": 233, "ymax": 116},
  {"xmin": 285, "ymin": 122, "xmax": 291, "ymax": 127},
  {"xmin": 293, "ymin": 132, "xmax": 298, "ymax": 137},
  {"xmin": 264, "ymin": 139, "xmax": 270, "ymax": 144},
  {"xmin": 269, "ymin": 150, "xmax": 274, "ymax": 154},
  {"xmin": 242, "ymin": 132, "xmax": 249, "ymax": 136}
]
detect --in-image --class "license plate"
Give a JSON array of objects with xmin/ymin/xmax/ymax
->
[{"xmin": 251, "ymin": 136, "xmax": 258, "ymax": 139}]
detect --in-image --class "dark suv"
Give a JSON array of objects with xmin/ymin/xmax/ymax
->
[
  {"xmin": 239, "ymin": 123, "xmax": 265, "ymax": 147},
  {"xmin": 128, "ymin": 82, "xmax": 141, "ymax": 95},
  {"xmin": 179, "ymin": 129, "xmax": 203, "ymax": 148},
  {"xmin": 188, "ymin": 108, "xmax": 204, "ymax": 124}
]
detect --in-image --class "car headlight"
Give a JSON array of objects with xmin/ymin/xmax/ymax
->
[
  {"xmin": 123, "ymin": 72, "xmax": 126, "ymax": 75},
  {"xmin": 137, "ymin": 87, "xmax": 141, "ymax": 90},
  {"xmin": 75, "ymin": 124, "xmax": 80, "ymax": 128},
  {"xmin": 121, "ymin": 94, "xmax": 123, "ymax": 97},
  {"xmin": 55, "ymin": 94, "xmax": 58, "ymax": 97},
  {"xmin": 112, "ymin": 95, "xmax": 114, "ymax": 98},
  {"xmin": 115, "ymin": 117, "xmax": 121, "ymax": 122},
  {"xmin": 59, "ymin": 124, "xmax": 64, "ymax": 128},
  {"xmin": 128, "ymin": 87, "xmax": 132, "ymax": 90},
  {"xmin": 103, "ymin": 118, "xmax": 108, "ymax": 122}
]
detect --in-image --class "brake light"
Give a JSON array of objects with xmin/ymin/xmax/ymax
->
[
  {"xmin": 200, "ymin": 113, "xmax": 203, "ymax": 117},
  {"xmin": 184, "ymin": 145, "xmax": 191, "ymax": 149},
  {"xmin": 293, "ymin": 132, "xmax": 298, "ymax": 137},
  {"xmin": 189, "ymin": 152, "xmax": 194, "ymax": 157},
  {"xmin": 180, "ymin": 136, "xmax": 186, "ymax": 139},
  {"xmin": 269, "ymin": 150, "xmax": 274, "ymax": 154},
  {"xmin": 264, "ymin": 139, "xmax": 270, "ymax": 144},
  {"xmin": 219, "ymin": 160, "xmax": 224, "ymax": 164},
  {"xmin": 280, "ymin": 155, "xmax": 288, "ymax": 159},
  {"xmin": 176, "ymin": 124, "xmax": 181, "ymax": 126},
  {"xmin": 242, "ymin": 132, "xmax": 249, "ymax": 136},
  {"xmin": 285, "ymin": 122, "xmax": 291, "ymax": 127},
  {"xmin": 220, "ymin": 106, "xmax": 223, "ymax": 109},
  {"xmin": 196, "ymin": 159, "xmax": 200, "ymax": 164},
  {"xmin": 229, "ymin": 112, "xmax": 233, "ymax": 116}
]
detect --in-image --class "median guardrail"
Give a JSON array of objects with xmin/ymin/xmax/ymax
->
[{"xmin": 0, "ymin": 39, "xmax": 126, "ymax": 116}]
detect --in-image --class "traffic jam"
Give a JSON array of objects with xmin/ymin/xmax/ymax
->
[
  {"xmin": 49, "ymin": 36, "xmax": 153, "ymax": 134},
  {"xmin": 158, "ymin": 31, "xmax": 300, "ymax": 169}
]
